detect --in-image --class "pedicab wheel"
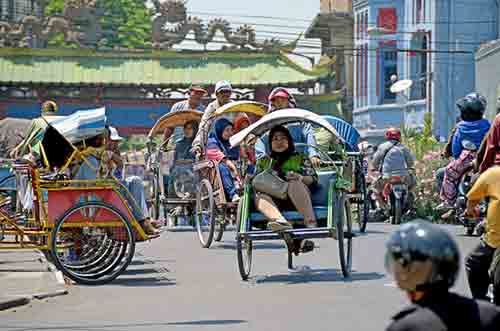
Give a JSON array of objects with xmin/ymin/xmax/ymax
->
[
  {"xmin": 236, "ymin": 200, "xmax": 252, "ymax": 281},
  {"xmin": 334, "ymin": 193, "xmax": 353, "ymax": 278},
  {"xmin": 194, "ymin": 179, "xmax": 215, "ymax": 248},
  {"xmin": 150, "ymin": 171, "xmax": 161, "ymax": 221},
  {"xmin": 50, "ymin": 202, "xmax": 136, "ymax": 285},
  {"xmin": 214, "ymin": 222, "xmax": 225, "ymax": 242},
  {"xmin": 356, "ymin": 173, "xmax": 369, "ymax": 233}
]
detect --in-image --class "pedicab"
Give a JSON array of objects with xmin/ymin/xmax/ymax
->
[
  {"xmin": 321, "ymin": 116, "xmax": 369, "ymax": 233},
  {"xmin": 0, "ymin": 107, "xmax": 155, "ymax": 285},
  {"xmin": 193, "ymin": 101, "xmax": 267, "ymax": 248},
  {"xmin": 230, "ymin": 109, "xmax": 354, "ymax": 280},
  {"xmin": 146, "ymin": 109, "xmax": 203, "ymax": 226}
]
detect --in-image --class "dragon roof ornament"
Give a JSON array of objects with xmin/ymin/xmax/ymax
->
[
  {"xmin": 0, "ymin": 0, "xmax": 297, "ymax": 52},
  {"xmin": 152, "ymin": 0, "xmax": 296, "ymax": 51}
]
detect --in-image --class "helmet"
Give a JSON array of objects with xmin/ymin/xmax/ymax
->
[
  {"xmin": 215, "ymin": 80, "xmax": 233, "ymax": 94},
  {"xmin": 457, "ymin": 92, "xmax": 486, "ymax": 120},
  {"xmin": 41, "ymin": 100, "xmax": 58, "ymax": 114},
  {"xmin": 385, "ymin": 127, "xmax": 401, "ymax": 141},
  {"xmin": 385, "ymin": 221, "xmax": 460, "ymax": 291}
]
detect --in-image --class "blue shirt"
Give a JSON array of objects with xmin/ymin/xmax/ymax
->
[{"xmin": 451, "ymin": 119, "xmax": 490, "ymax": 159}]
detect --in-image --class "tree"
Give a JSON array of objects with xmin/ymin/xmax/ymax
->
[
  {"xmin": 44, "ymin": 0, "xmax": 152, "ymax": 49},
  {"xmin": 98, "ymin": 0, "xmax": 152, "ymax": 49}
]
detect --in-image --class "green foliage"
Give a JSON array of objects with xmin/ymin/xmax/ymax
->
[
  {"xmin": 44, "ymin": 0, "xmax": 152, "ymax": 49},
  {"xmin": 400, "ymin": 112, "xmax": 450, "ymax": 221},
  {"xmin": 119, "ymin": 135, "xmax": 149, "ymax": 152},
  {"xmin": 98, "ymin": 0, "xmax": 152, "ymax": 49},
  {"xmin": 45, "ymin": 0, "xmax": 64, "ymax": 15},
  {"xmin": 401, "ymin": 112, "xmax": 441, "ymax": 160}
]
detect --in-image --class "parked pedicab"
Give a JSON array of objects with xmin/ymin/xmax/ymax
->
[
  {"xmin": 146, "ymin": 109, "xmax": 203, "ymax": 226},
  {"xmin": 193, "ymin": 101, "xmax": 267, "ymax": 248},
  {"xmin": 321, "ymin": 116, "xmax": 369, "ymax": 233},
  {"xmin": 230, "ymin": 109, "xmax": 354, "ymax": 280},
  {"xmin": 0, "ymin": 108, "xmax": 156, "ymax": 285}
]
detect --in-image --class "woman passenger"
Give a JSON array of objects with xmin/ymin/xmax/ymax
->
[
  {"xmin": 206, "ymin": 119, "xmax": 241, "ymax": 202},
  {"xmin": 254, "ymin": 125, "xmax": 317, "ymax": 254}
]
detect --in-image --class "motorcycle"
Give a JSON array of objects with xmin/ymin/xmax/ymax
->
[
  {"xmin": 455, "ymin": 168, "xmax": 487, "ymax": 236},
  {"xmin": 487, "ymin": 248, "xmax": 500, "ymax": 305},
  {"xmin": 382, "ymin": 175, "xmax": 414, "ymax": 225}
]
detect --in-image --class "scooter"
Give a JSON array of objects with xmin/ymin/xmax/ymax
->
[
  {"xmin": 455, "ymin": 168, "xmax": 487, "ymax": 236},
  {"xmin": 382, "ymin": 175, "xmax": 413, "ymax": 225}
]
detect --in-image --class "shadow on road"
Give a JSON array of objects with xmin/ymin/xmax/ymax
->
[
  {"xmin": 214, "ymin": 241, "xmax": 287, "ymax": 251},
  {"xmin": 104, "ymin": 276, "xmax": 177, "ymax": 287},
  {"xmin": 2, "ymin": 319, "xmax": 247, "ymax": 330},
  {"xmin": 252, "ymin": 269, "xmax": 385, "ymax": 285}
]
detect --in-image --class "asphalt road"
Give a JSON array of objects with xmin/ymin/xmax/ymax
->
[{"xmin": 0, "ymin": 223, "xmax": 478, "ymax": 331}]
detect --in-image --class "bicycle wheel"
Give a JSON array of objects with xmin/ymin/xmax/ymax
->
[
  {"xmin": 194, "ymin": 179, "xmax": 215, "ymax": 248},
  {"xmin": 334, "ymin": 192, "xmax": 353, "ymax": 278},
  {"xmin": 50, "ymin": 202, "xmax": 136, "ymax": 285},
  {"xmin": 214, "ymin": 221, "xmax": 225, "ymax": 242},
  {"xmin": 236, "ymin": 200, "xmax": 252, "ymax": 281},
  {"xmin": 356, "ymin": 173, "xmax": 369, "ymax": 233}
]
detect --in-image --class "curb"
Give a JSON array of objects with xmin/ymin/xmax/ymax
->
[{"xmin": 0, "ymin": 290, "xmax": 69, "ymax": 312}]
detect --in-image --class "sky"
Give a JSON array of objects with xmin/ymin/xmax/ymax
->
[{"xmin": 148, "ymin": 0, "xmax": 323, "ymax": 67}]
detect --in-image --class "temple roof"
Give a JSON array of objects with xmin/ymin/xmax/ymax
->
[{"xmin": 0, "ymin": 48, "xmax": 329, "ymax": 88}]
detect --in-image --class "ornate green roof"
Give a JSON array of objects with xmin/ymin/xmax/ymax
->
[{"xmin": 0, "ymin": 48, "xmax": 329, "ymax": 87}]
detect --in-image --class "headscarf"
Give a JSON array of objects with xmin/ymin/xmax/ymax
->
[
  {"xmin": 175, "ymin": 121, "xmax": 199, "ymax": 160},
  {"xmin": 233, "ymin": 114, "xmax": 250, "ymax": 133},
  {"xmin": 207, "ymin": 118, "xmax": 239, "ymax": 160},
  {"xmin": 268, "ymin": 125, "xmax": 296, "ymax": 177}
]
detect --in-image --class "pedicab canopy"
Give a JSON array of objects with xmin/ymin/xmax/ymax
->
[
  {"xmin": 230, "ymin": 108, "xmax": 345, "ymax": 148},
  {"xmin": 148, "ymin": 110, "xmax": 203, "ymax": 137},
  {"xmin": 40, "ymin": 107, "xmax": 107, "ymax": 170},
  {"xmin": 212, "ymin": 101, "xmax": 268, "ymax": 119}
]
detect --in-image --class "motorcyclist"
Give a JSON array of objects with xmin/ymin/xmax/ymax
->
[
  {"xmin": 475, "ymin": 96, "xmax": 500, "ymax": 174},
  {"xmin": 255, "ymin": 87, "xmax": 321, "ymax": 168},
  {"xmin": 371, "ymin": 128, "xmax": 416, "ymax": 216},
  {"xmin": 437, "ymin": 93, "xmax": 490, "ymax": 215},
  {"xmin": 465, "ymin": 166, "xmax": 500, "ymax": 305},
  {"xmin": 386, "ymin": 221, "xmax": 500, "ymax": 330}
]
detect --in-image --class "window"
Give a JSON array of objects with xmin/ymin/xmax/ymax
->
[
  {"xmin": 379, "ymin": 43, "xmax": 398, "ymax": 104},
  {"xmin": 415, "ymin": 0, "xmax": 424, "ymax": 24}
]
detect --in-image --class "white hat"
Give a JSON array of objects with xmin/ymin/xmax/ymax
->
[
  {"xmin": 109, "ymin": 126, "xmax": 123, "ymax": 141},
  {"xmin": 215, "ymin": 80, "xmax": 233, "ymax": 94}
]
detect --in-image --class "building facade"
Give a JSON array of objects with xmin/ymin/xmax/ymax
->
[
  {"xmin": 353, "ymin": 0, "xmax": 498, "ymax": 142},
  {"xmin": 306, "ymin": 0, "xmax": 354, "ymax": 122}
]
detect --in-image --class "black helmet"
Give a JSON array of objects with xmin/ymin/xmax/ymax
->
[
  {"xmin": 457, "ymin": 92, "xmax": 486, "ymax": 121},
  {"xmin": 385, "ymin": 221, "xmax": 460, "ymax": 290}
]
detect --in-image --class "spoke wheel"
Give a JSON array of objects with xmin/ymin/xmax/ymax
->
[
  {"xmin": 356, "ymin": 173, "xmax": 369, "ymax": 233},
  {"xmin": 194, "ymin": 179, "xmax": 215, "ymax": 248},
  {"xmin": 334, "ymin": 193, "xmax": 353, "ymax": 278},
  {"xmin": 50, "ymin": 202, "xmax": 135, "ymax": 285},
  {"xmin": 150, "ymin": 170, "xmax": 161, "ymax": 221},
  {"xmin": 214, "ymin": 221, "xmax": 225, "ymax": 242},
  {"xmin": 236, "ymin": 200, "xmax": 252, "ymax": 281}
]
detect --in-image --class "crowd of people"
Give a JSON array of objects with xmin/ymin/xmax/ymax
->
[{"xmin": 9, "ymin": 83, "xmax": 500, "ymax": 329}]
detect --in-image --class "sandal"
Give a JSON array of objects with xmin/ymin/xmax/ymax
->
[
  {"xmin": 268, "ymin": 218, "xmax": 292, "ymax": 232},
  {"xmin": 304, "ymin": 219, "xmax": 317, "ymax": 228}
]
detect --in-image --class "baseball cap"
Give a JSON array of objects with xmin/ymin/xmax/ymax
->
[
  {"xmin": 215, "ymin": 80, "xmax": 233, "ymax": 94},
  {"xmin": 189, "ymin": 85, "xmax": 207, "ymax": 95},
  {"xmin": 109, "ymin": 126, "xmax": 123, "ymax": 141}
]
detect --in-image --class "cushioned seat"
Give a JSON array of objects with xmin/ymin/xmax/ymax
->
[
  {"xmin": 249, "ymin": 171, "xmax": 336, "ymax": 223},
  {"xmin": 250, "ymin": 206, "xmax": 328, "ymax": 222}
]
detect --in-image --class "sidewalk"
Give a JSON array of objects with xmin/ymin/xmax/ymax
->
[{"xmin": 0, "ymin": 250, "xmax": 68, "ymax": 311}]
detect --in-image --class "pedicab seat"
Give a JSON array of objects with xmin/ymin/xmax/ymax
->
[{"xmin": 249, "ymin": 171, "xmax": 335, "ymax": 222}]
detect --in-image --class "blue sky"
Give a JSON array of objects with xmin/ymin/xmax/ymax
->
[{"xmin": 150, "ymin": 0, "xmax": 322, "ymax": 65}]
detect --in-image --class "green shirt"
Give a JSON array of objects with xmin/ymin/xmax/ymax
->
[{"xmin": 256, "ymin": 154, "xmax": 317, "ymax": 180}]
